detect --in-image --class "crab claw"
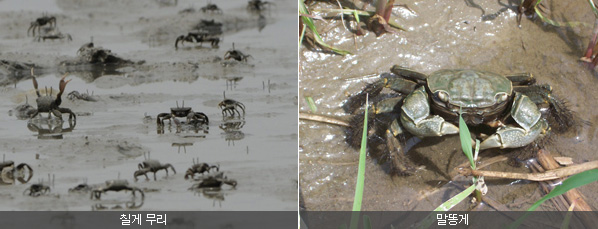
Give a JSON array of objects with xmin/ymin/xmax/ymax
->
[
  {"xmin": 400, "ymin": 87, "xmax": 459, "ymax": 137},
  {"xmin": 479, "ymin": 119, "xmax": 549, "ymax": 150}
]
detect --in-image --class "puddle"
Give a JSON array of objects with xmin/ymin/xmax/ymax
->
[
  {"xmin": 0, "ymin": 0, "xmax": 297, "ymax": 211},
  {"xmin": 300, "ymin": 1, "xmax": 598, "ymax": 211}
]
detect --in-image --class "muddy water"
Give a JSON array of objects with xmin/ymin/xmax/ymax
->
[
  {"xmin": 0, "ymin": 0, "xmax": 297, "ymax": 210},
  {"xmin": 300, "ymin": 1, "xmax": 598, "ymax": 210}
]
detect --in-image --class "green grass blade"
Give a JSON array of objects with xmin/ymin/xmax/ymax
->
[
  {"xmin": 418, "ymin": 185, "xmax": 476, "ymax": 229},
  {"xmin": 589, "ymin": 0, "xmax": 598, "ymax": 17},
  {"xmin": 304, "ymin": 96, "xmax": 317, "ymax": 112},
  {"xmin": 349, "ymin": 94, "xmax": 369, "ymax": 229},
  {"xmin": 527, "ymin": 169, "xmax": 598, "ymax": 211},
  {"xmin": 299, "ymin": 1, "xmax": 351, "ymax": 55},
  {"xmin": 458, "ymin": 114, "xmax": 475, "ymax": 169},
  {"xmin": 363, "ymin": 215, "xmax": 372, "ymax": 229},
  {"xmin": 509, "ymin": 169, "xmax": 598, "ymax": 229}
]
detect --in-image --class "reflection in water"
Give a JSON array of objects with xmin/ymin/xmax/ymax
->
[
  {"xmin": 172, "ymin": 142, "xmax": 193, "ymax": 153},
  {"xmin": 191, "ymin": 188, "xmax": 226, "ymax": 207},
  {"xmin": 0, "ymin": 160, "xmax": 34, "ymax": 185},
  {"xmin": 91, "ymin": 200, "xmax": 144, "ymax": 211},
  {"xmin": 27, "ymin": 117, "xmax": 75, "ymax": 139},
  {"xmin": 89, "ymin": 179, "xmax": 145, "ymax": 210},
  {"xmin": 219, "ymin": 118, "xmax": 245, "ymax": 145},
  {"xmin": 157, "ymin": 122, "xmax": 209, "ymax": 135},
  {"xmin": 225, "ymin": 76, "xmax": 243, "ymax": 90}
]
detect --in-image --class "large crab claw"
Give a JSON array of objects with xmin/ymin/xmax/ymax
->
[
  {"xmin": 400, "ymin": 86, "xmax": 459, "ymax": 137},
  {"xmin": 479, "ymin": 93, "xmax": 549, "ymax": 149}
]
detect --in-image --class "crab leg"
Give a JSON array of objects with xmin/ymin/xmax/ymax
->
[
  {"xmin": 506, "ymin": 73, "xmax": 535, "ymax": 86},
  {"xmin": 400, "ymin": 87, "xmax": 459, "ymax": 137}
]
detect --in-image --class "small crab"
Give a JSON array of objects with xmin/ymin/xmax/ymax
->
[
  {"xmin": 23, "ymin": 183, "xmax": 51, "ymax": 196},
  {"xmin": 190, "ymin": 172, "xmax": 237, "ymax": 189},
  {"xmin": 346, "ymin": 65, "xmax": 575, "ymax": 175},
  {"xmin": 247, "ymin": 0, "xmax": 273, "ymax": 11},
  {"xmin": 28, "ymin": 15, "xmax": 56, "ymax": 36},
  {"xmin": 91, "ymin": 179, "xmax": 144, "ymax": 200},
  {"xmin": 219, "ymin": 99, "xmax": 245, "ymax": 117},
  {"xmin": 201, "ymin": 3, "xmax": 222, "ymax": 14},
  {"xmin": 35, "ymin": 29, "xmax": 72, "ymax": 42},
  {"xmin": 224, "ymin": 43, "xmax": 252, "ymax": 62},
  {"xmin": 30, "ymin": 72, "xmax": 76, "ymax": 122},
  {"xmin": 67, "ymin": 90, "xmax": 97, "ymax": 102},
  {"xmin": 184, "ymin": 160, "xmax": 219, "ymax": 180},
  {"xmin": 68, "ymin": 183, "xmax": 92, "ymax": 193},
  {"xmin": 134, "ymin": 160, "xmax": 176, "ymax": 181},
  {"xmin": 11, "ymin": 95, "xmax": 37, "ymax": 120},
  {"xmin": 157, "ymin": 101, "xmax": 209, "ymax": 126},
  {"xmin": 175, "ymin": 31, "xmax": 219, "ymax": 49},
  {"xmin": 0, "ymin": 160, "xmax": 33, "ymax": 184}
]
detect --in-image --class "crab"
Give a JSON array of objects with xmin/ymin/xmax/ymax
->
[
  {"xmin": 224, "ymin": 43, "xmax": 252, "ymax": 62},
  {"xmin": 30, "ymin": 73, "xmax": 76, "ymax": 122},
  {"xmin": 218, "ymin": 99, "xmax": 245, "ymax": 117},
  {"xmin": 11, "ymin": 95, "xmax": 37, "ymax": 120},
  {"xmin": 157, "ymin": 101, "xmax": 209, "ymax": 126},
  {"xmin": 134, "ymin": 160, "xmax": 176, "ymax": 181},
  {"xmin": 67, "ymin": 90, "xmax": 97, "ymax": 102},
  {"xmin": 23, "ymin": 183, "xmax": 51, "ymax": 196},
  {"xmin": 201, "ymin": 3, "xmax": 223, "ymax": 14},
  {"xmin": 0, "ymin": 160, "xmax": 33, "ymax": 184},
  {"xmin": 175, "ymin": 31, "xmax": 220, "ymax": 49},
  {"xmin": 346, "ymin": 65, "xmax": 574, "ymax": 175},
  {"xmin": 189, "ymin": 172, "xmax": 237, "ymax": 189},
  {"xmin": 68, "ymin": 183, "xmax": 92, "ymax": 193},
  {"xmin": 28, "ymin": 16, "xmax": 56, "ymax": 36},
  {"xmin": 90, "ymin": 179, "xmax": 144, "ymax": 200},
  {"xmin": 35, "ymin": 30, "xmax": 72, "ymax": 42},
  {"xmin": 247, "ymin": 0, "xmax": 273, "ymax": 11},
  {"xmin": 184, "ymin": 161, "xmax": 220, "ymax": 180}
]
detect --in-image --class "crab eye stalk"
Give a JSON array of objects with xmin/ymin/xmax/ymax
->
[{"xmin": 436, "ymin": 91, "xmax": 449, "ymax": 102}]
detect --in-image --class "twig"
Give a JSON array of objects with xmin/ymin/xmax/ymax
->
[
  {"xmin": 460, "ymin": 160, "xmax": 598, "ymax": 181},
  {"xmin": 299, "ymin": 112, "xmax": 350, "ymax": 127}
]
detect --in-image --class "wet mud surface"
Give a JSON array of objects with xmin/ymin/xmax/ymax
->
[
  {"xmin": 0, "ymin": 0, "xmax": 297, "ymax": 210},
  {"xmin": 300, "ymin": 1, "xmax": 598, "ymax": 211}
]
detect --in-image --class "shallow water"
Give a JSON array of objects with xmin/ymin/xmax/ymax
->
[
  {"xmin": 300, "ymin": 0, "xmax": 598, "ymax": 211},
  {"xmin": 0, "ymin": 0, "xmax": 297, "ymax": 210}
]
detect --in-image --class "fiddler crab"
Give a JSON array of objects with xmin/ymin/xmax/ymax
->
[
  {"xmin": 134, "ymin": 160, "xmax": 176, "ymax": 181},
  {"xmin": 90, "ymin": 179, "xmax": 144, "ymax": 200},
  {"xmin": 175, "ymin": 31, "xmax": 220, "ymax": 49},
  {"xmin": 28, "ymin": 15, "xmax": 56, "ymax": 36},
  {"xmin": 157, "ymin": 101, "xmax": 209, "ymax": 126},
  {"xmin": 184, "ymin": 160, "xmax": 219, "ymax": 180},
  {"xmin": 189, "ymin": 172, "xmax": 237, "ymax": 189},
  {"xmin": 67, "ymin": 90, "xmax": 97, "ymax": 102},
  {"xmin": 346, "ymin": 65, "xmax": 575, "ymax": 175},
  {"xmin": 219, "ymin": 99, "xmax": 245, "ymax": 117},
  {"xmin": 224, "ymin": 43, "xmax": 252, "ymax": 62},
  {"xmin": 30, "ymin": 72, "xmax": 76, "ymax": 122},
  {"xmin": 201, "ymin": 3, "xmax": 222, "ymax": 14},
  {"xmin": 23, "ymin": 183, "xmax": 51, "ymax": 196},
  {"xmin": 0, "ymin": 160, "xmax": 33, "ymax": 184}
]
